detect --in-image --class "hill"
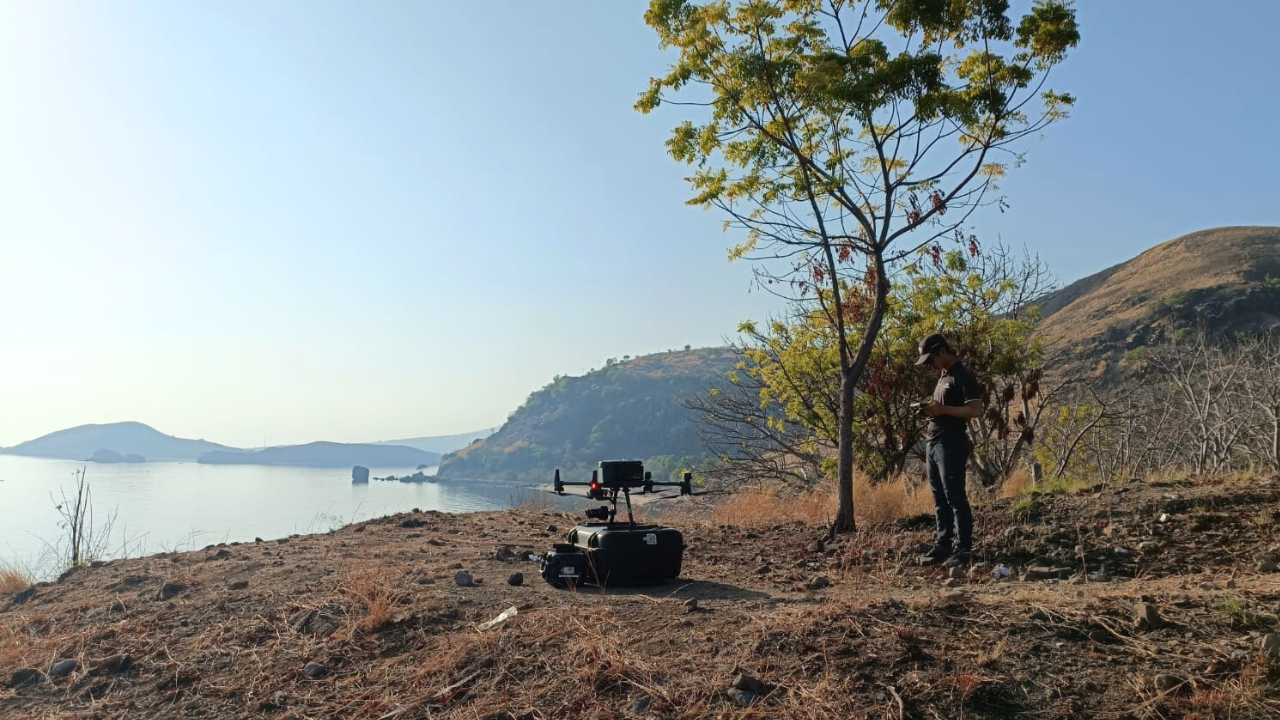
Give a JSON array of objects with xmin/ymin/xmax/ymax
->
[
  {"xmin": 197, "ymin": 442, "xmax": 439, "ymax": 469},
  {"xmin": 436, "ymin": 348, "xmax": 737, "ymax": 483},
  {"xmin": 1035, "ymin": 226, "xmax": 1280, "ymax": 379},
  {"xmin": 1, "ymin": 422, "xmax": 237, "ymax": 462},
  {"xmin": 372, "ymin": 429, "xmax": 497, "ymax": 455}
]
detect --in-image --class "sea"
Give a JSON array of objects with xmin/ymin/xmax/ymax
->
[{"xmin": 0, "ymin": 455, "xmax": 586, "ymax": 579}]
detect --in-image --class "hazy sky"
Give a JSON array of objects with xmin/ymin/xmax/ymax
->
[{"xmin": 1, "ymin": 1, "xmax": 1277, "ymax": 448}]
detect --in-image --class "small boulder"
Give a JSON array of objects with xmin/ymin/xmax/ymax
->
[
  {"xmin": 13, "ymin": 587, "xmax": 36, "ymax": 605},
  {"xmin": 507, "ymin": 572, "xmax": 524, "ymax": 587},
  {"xmin": 727, "ymin": 688, "xmax": 757, "ymax": 706},
  {"xmin": 628, "ymin": 694, "xmax": 652, "ymax": 713},
  {"xmin": 427, "ymin": 538, "xmax": 445, "ymax": 547},
  {"xmin": 303, "ymin": 662, "xmax": 325, "ymax": 679},
  {"xmin": 156, "ymin": 583, "xmax": 187, "ymax": 601},
  {"xmin": 1154, "ymin": 674, "xmax": 1182, "ymax": 693},
  {"xmin": 1255, "ymin": 559, "xmax": 1279, "ymax": 573},
  {"xmin": 494, "ymin": 545, "xmax": 516, "ymax": 561},
  {"xmin": 1261, "ymin": 633, "xmax": 1280, "ymax": 657},
  {"xmin": 545, "ymin": 525, "xmax": 558, "ymax": 533},
  {"xmin": 228, "ymin": 580, "xmax": 249, "ymax": 591},
  {"xmin": 806, "ymin": 576, "xmax": 831, "ymax": 591},
  {"xmin": 732, "ymin": 673, "xmax": 768, "ymax": 694},
  {"xmin": 8, "ymin": 668, "xmax": 44, "ymax": 688},
  {"xmin": 455, "ymin": 571, "xmax": 475, "ymax": 587},
  {"xmin": 48, "ymin": 659, "xmax": 78, "ymax": 678},
  {"xmin": 1134, "ymin": 602, "xmax": 1160, "ymax": 628},
  {"xmin": 683, "ymin": 598, "xmax": 699, "ymax": 613},
  {"xmin": 89, "ymin": 654, "xmax": 133, "ymax": 676},
  {"xmin": 948, "ymin": 566, "xmax": 966, "ymax": 579}
]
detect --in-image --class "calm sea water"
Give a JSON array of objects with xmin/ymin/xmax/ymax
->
[{"xmin": 0, "ymin": 455, "xmax": 583, "ymax": 578}]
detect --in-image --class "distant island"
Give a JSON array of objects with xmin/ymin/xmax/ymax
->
[
  {"xmin": 197, "ymin": 442, "xmax": 440, "ymax": 469},
  {"xmin": 1, "ymin": 422, "xmax": 476, "ymax": 469},
  {"xmin": 87, "ymin": 448, "xmax": 146, "ymax": 464}
]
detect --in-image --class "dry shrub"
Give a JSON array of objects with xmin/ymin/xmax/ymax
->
[
  {"xmin": 706, "ymin": 474, "xmax": 931, "ymax": 528},
  {"xmin": 340, "ymin": 565, "xmax": 408, "ymax": 636},
  {"xmin": 999, "ymin": 466, "xmax": 1034, "ymax": 499},
  {"xmin": 0, "ymin": 563, "xmax": 32, "ymax": 594}
]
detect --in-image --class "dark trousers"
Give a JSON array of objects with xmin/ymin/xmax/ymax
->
[{"xmin": 927, "ymin": 435, "xmax": 972, "ymax": 551}]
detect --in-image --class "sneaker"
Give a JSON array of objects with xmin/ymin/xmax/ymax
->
[
  {"xmin": 941, "ymin": 550, "xmax": 972, "ymax": 568},
  {"xmin": 919, "ymin": 545, "xmax": 952, "ymax": 565}
]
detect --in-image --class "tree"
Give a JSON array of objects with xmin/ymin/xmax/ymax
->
[
  {"xmin": 639, "ymin": 0, "xmax": 1080, "ymax": 533},
  {"xmin": 722, "ymin": 245, "xmax": 1049, "ymax": 487}
]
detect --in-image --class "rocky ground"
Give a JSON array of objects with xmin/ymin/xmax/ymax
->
[{"xmin": 3, "ymin": 476, "xmax": 1280, "ymax": 719}]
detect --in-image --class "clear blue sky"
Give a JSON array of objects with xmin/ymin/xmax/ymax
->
[{"xmin": 0, "ymin": 1, "xmax": 1276, "ymax": 448}]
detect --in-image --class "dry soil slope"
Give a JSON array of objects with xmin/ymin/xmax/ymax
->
[{"xmin": 1036, "ymin": 226, "xmax": 1280, "ymax": 380}]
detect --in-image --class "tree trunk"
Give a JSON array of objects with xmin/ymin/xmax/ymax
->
[
  {"xmin": 1273, "ymin": 407, "xmax": 1279, "ymax": 473},
  {"xmin": 830, "ymin": 253, "xmax": 890, "ymax": 536}
]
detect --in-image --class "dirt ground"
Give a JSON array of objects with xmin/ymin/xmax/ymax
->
[{"xmin": 4, "ymin": 476, "xmax": 1280, "ymax": 719}]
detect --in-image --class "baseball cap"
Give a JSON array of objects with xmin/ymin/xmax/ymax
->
[{"xmin": 916, "ymin": 333, "xmax": 949, "ymax": 366}]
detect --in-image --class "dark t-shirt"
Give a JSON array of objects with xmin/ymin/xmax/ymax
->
[{"xmin": 927, "ymin": 361, "xmax": 982, "ymax": 443}]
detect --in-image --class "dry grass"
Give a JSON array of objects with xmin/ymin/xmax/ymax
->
[
  {"xmin": 339, "ymin": 564, "xmax": 408, "ymax": 636},
  {"xmin": 705, "ymin": 474, "xmax": 932, "ymax": 528},
  {"xmin": 999, "ymin": 466, "xmax": 1034, "ymax": 499},
  {"xmin": 0, "ymin": 563, "xmax": 33, "ymax": 594}
]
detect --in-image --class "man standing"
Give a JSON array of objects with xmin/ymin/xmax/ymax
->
[{"xmin": 916, "ymin": 333, "xmax": 984, "ymax": 567}]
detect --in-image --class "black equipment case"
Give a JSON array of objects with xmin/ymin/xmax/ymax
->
[{"xmin": 541, "ymin": 524, "xmax": 684, "ymax": 587}]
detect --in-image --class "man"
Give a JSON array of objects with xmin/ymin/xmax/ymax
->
[{"xmin": 915, "ymin": 333, "xmax": 984, "ymax": 567}]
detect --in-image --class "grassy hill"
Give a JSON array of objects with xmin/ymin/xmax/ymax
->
[
  {"xmin": 1035, "ymin": 226, "xmax": 1280, "ymax": 380},
  {"xmin": 436, "ymin": 348, "xmax": 736, "ymax": 483}
]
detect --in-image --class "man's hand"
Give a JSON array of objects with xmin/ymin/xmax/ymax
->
[{"xmin": 924, "ymin": 401, "xmax": 948, "ymax": 418}]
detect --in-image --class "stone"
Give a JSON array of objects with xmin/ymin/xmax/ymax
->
[
  {"xmin": 90, "ymin": 654, "xmax": 133, "ymax": 676},
  {"xmin": 1255, "ymin": 559, "xmax": 1279, "ymax": 573},
  {"xmin": 1226, "ymin": 578, "xmax": 1237, "ymax": 589},
  {"xmin": 546, "ymin": 525, "xmax": 558, "ymax": 533},
  {"xmin": 628, "ymin": 694, "xmax": 652, "ymax": 714},
  {"xmin": 427, "ymin": 538, "xmax": 445, "ymax": 547},
  {"xmin": 948, "ymin": 566, "xmax": 966, "ymax": 579},
  {"xmin": 1024, "ymin": 566, "xmax": 1059, "ymax": 581},
  {"xmin": 455, "ymin": 571, "xmax": 474, "ymax": 587},
  {"xmin": 110, "ymin": 600, "xmax": 127, "ymax": 613},
  {"xmin": 8, "ymin": 668, "xmax": 45, "ymax": 688},
  {"xmin": 90, "ymin": 560, "xmax": 107, "ymax": 568},
  {"xmin": 1154, "ymin": 674, "xmax": 1182, "ymax": 692},
  {"xmin": 48, "ymin": 659, "xmax": 78, "ymax": 678},
  {"xmin": 213, "ymin": 549, "xmax": 232, "ymax": 560},
  {"xmin": 156, "ymin": 583, "xmax": 187, "ymax": 601},
  {"xmin": 1134, "ymin": 602, "xmax": 1160, "ymax": 628},
  {"xmin": 228, "ymin": 580, "xmax": 249, "ymax": 591},
  {"xmin": 494, "ymin": 545, "xmax": 516, "ymax": 561},
  {"xmin": 806, "ymin": 576, "xmax": 831, "ymax": 590},
  {"xmin": 13, "ymin": 586, "xmax": 36, "ymax": 605},
  {"xmin": 732, "ymin": 673, "xmax": 768, "ymax": 694},
  {"xmin": 507, "ymin": 572, "xmax": 524, "ymax": 587},
  {"xmin": 1261, "ymin": 633, "xmax": 1280, "ymax": 657},
  {"xmin": 255, "ymin": 537, "xmax": 264, "ymax": 543},
  {"xmin": 754, "ymin": 564, "xmax": 771, "ymax": 575},
  {"xmin": 400, "ymin": 519, "xmax": 425, "ymax": 529},
  {"xmin": 727, "ymin": 688, "xmax": 757, "ymax": 706},
  {"xmin": 684, "ymin": 598, "xmax": 699, "ymax": 613},
  {"xmin": 1199, "ymin": 582, "xmax": 1218, "ymax": 591},
  {"xmin": 303, "ymin": 662, "xmax": 325, "ymax": 679},
  {"xmin": 944, "ymin": 578, "xmax": 962, "ymax": 588}
]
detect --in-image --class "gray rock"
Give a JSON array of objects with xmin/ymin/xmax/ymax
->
[
  {"xmin": 948, "ymin": 566, "xmax": 966, "ymax": 579},
  {"xmin": 1261, "ymin": 633, "xmax": 1280, "ymax": 657},
  {"xmin": 1134, "ymin": 602, "xmax": 1160, "ymax": 628},
  {"xmin": 684, "ymin": 598, "xmax": 699, "ymax": 613},
  {"xmin": 455, "ymin": 571, "xmax": 474, "ymax": 587},
  {"xmin": 13, "ymin": 586, "xmax": 36, "ymax": 605},
  {"xmin": 1154, "ymin": 674, "xmax": 1182, "ymax": 692},
  {"xmin": 806, "ymin": 576, "xmax": 831, "ymax": 590},
  {"xmin": 732, "ymin": 673, "xmax": 768, "ymax": 694},
  {"xmin": 427, "ymin": 538, "xmax": 445, "ymax": 547},
  {"xmin": 507, "ymin": 572, "xmax": 524, "ymax": 587},
  {"xmin": 944, "ymin": 578, "xmax": 962, "ymax": 588},
  {"xmin": 494, "ymin": 545, "xmax": 515, "ymax": 561},
  {"xmin": 213, "ymin": 549, "xmax": 231, "ymax": 560},
  {"xmin": 727, "ymin": 688, "xmax": 757, "ymax": 706},
  {"xmin": 89, "ymin": 653, "xmax": 133, "ymax": 676},
  {"xmin": 1255, "ymin": 559, "xmax": 1279, "ymax": 573},
  {"xmin": 303, "ymin": 662, "xmax": 325, "ymax": 679},
  {"xmin": 110, "ymin": 600, "xmax": 127, "ymax": 613},
  {"xmin": 545, "ymin": 525, "xmax": 558, "ymax": 533},
  {"xmin": 628, "ymin": 694, "xmax": 652, "ymax": 714},
  {"xmin": 1023, "ymin": 566, "xmax": 1059, "ymax": 581},
  {"xmin": 228, "ymin": 580, "xmax": 249, "ymax": 591},
  {"xmin": 48, "ymin": 659, "xmax": 78, "ymax": 678},
  {"xmin": 156, "ymin": 583, "xmax": 187, "ymax": 601},
  {"xmin": 1199, "ymin": 582, "xmax": 1218, "ymax": 591},
  {"xmin": 8, "ymin": 668, "xmax": 45, "ymax": 688}
]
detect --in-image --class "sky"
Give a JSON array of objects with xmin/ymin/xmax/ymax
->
[{"xmin": 0, "ymin": 1, "xmax": 1277, "ymax": 448}]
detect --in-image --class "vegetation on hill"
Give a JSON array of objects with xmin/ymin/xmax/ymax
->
[
  {"xmin": 436, "ymin": 348, "xmax": 736, "ymax": 483},
  {"xmin": 1035, "ymin": 226, "xmax": 1280, "ymax": 381}
]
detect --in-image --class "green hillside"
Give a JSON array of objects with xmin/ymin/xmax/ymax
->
[{"xmin": 436, "ymin": 348, "xmax": 736, "ymax": 483}]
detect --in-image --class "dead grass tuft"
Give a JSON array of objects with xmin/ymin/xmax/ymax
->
[
  {"xmin": 999, "ymin": 466, "xmax": 1034, "ymax": 499},
  {"xmin": 0, "ymin": 563, "xmax": 33, "ymax": 594},
  {"xmin": 339, "ymin": 564, "xmax": 408, "ymax": 636},
  {"xmin": 705, "ymin": 474, "xmax": 932, "ymax": 528}
]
